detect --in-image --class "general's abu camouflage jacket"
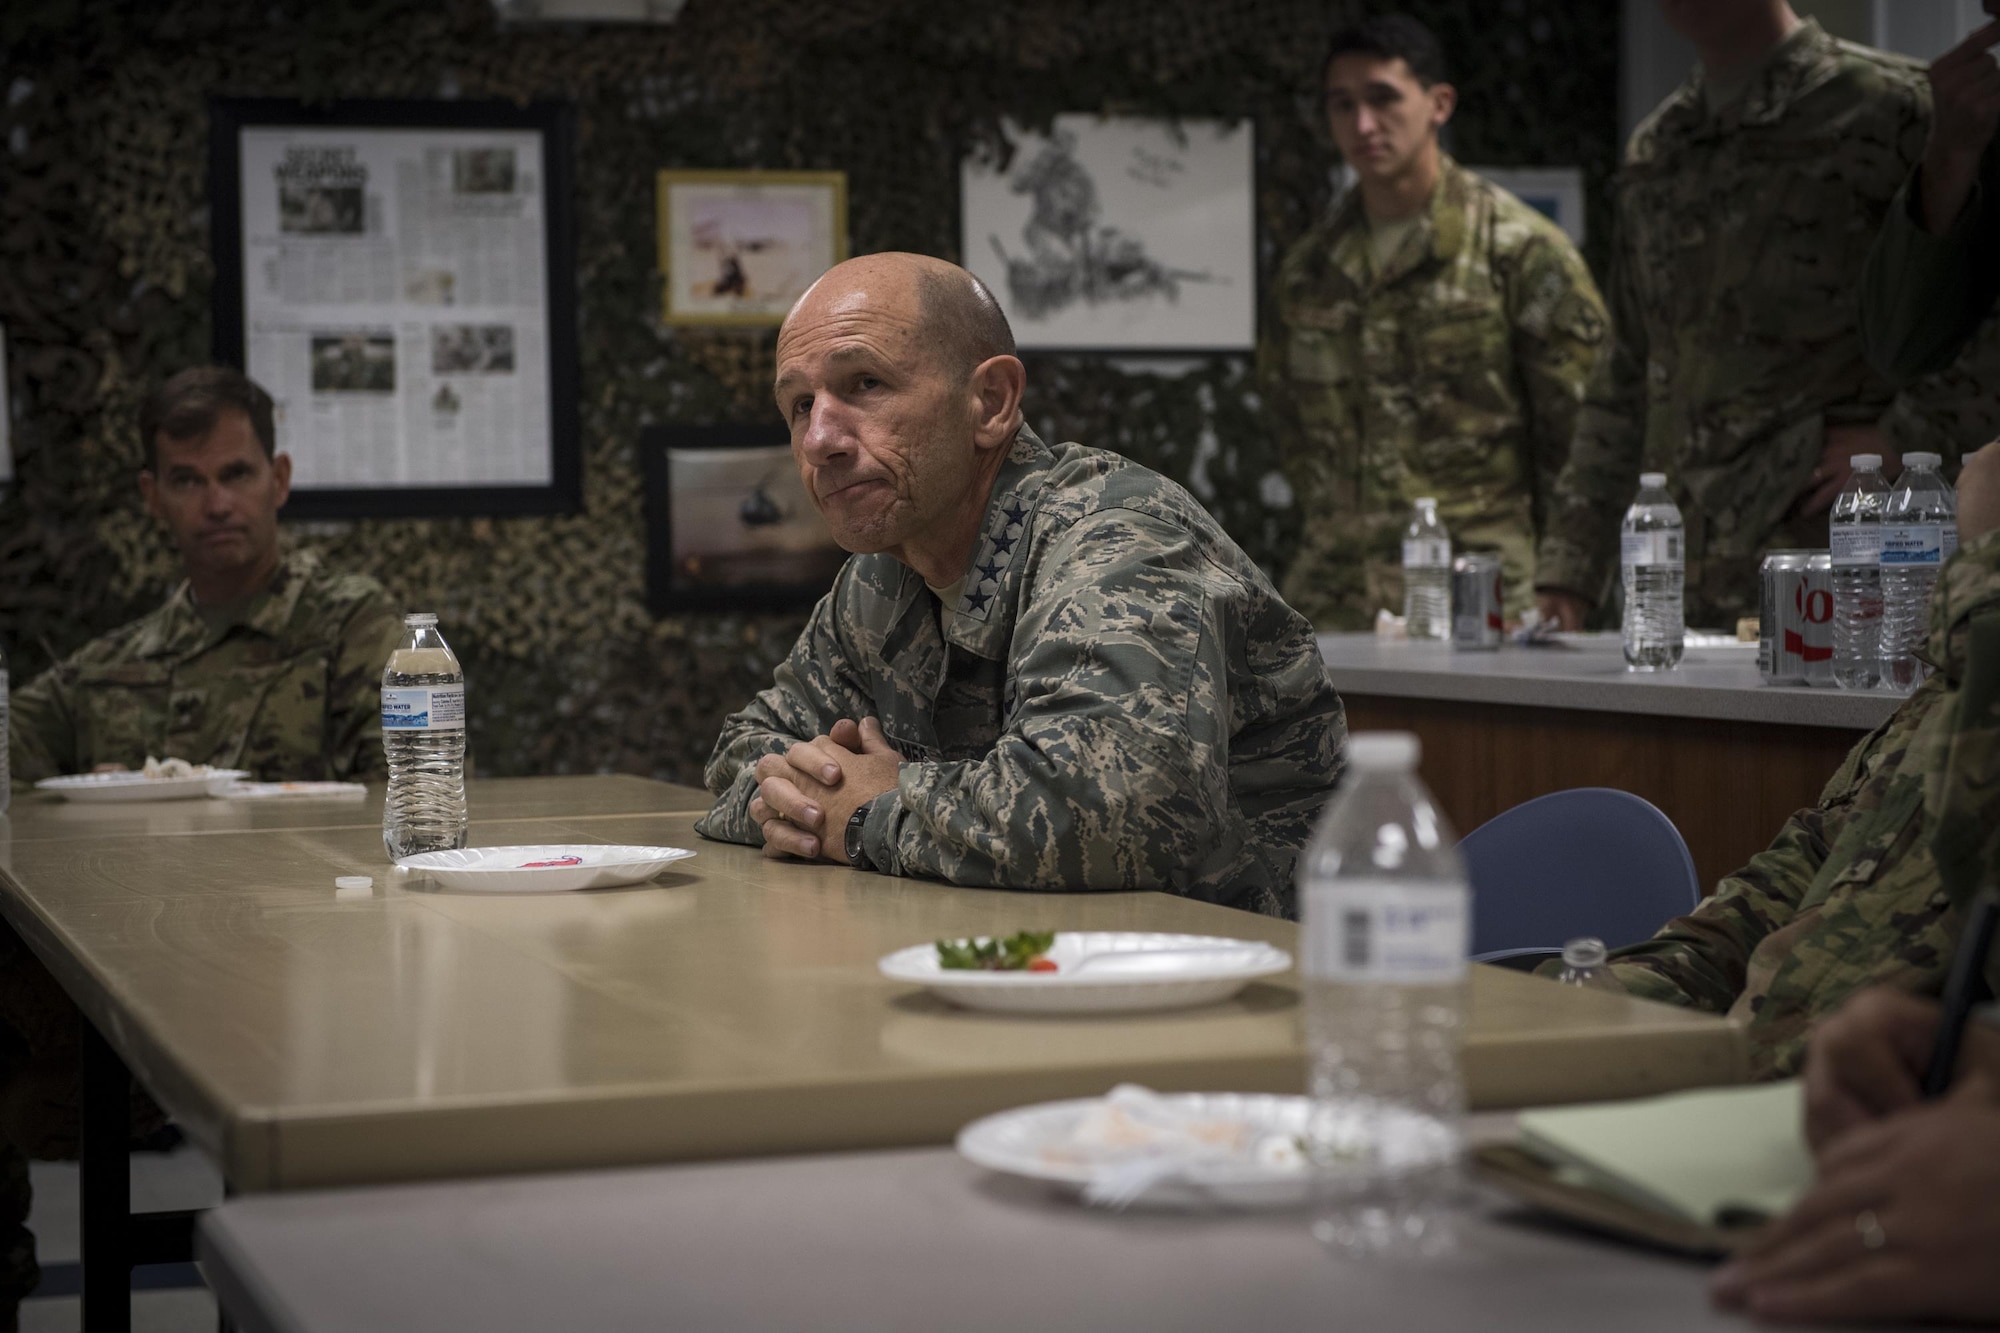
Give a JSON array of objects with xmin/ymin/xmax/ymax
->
[
  {"xmin": 1606, "ymin": 527, "xmax": 2000, "ymax": 1077},
  {"xmin": 696, "ymin": 425, "xmax": 1349, "ymax": 917},
  {"xmin": 9, "ymin": 548, "xmax": 403, "ymax": 784},
  {"xmin": 1267, "ymin": 156, "xmax": 1607, "ymax": 628},
  {"xmin": 1537, "ymin": 20, "xmax": 2000, "ymax": 625}
]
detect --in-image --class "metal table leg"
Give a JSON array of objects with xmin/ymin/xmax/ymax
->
[{"xmin": 79, "ymin": 1023, "xmax": 199, "ymax": 1333}]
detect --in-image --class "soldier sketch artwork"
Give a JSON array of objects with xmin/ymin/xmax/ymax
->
[{"xmin": 962, "ymin": 116, "xmax": 1256, "ymax": 350}]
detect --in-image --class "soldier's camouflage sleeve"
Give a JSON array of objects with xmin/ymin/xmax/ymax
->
[
  {"xmin": 1929, "ymin": 528, "xmax": 2000, "ymax": 917},
  {"xmin": 695, "ymin": 580, "xmax": 874, "ymax": 845},
  {"xmin": 1860, "ymin": 163, "xmax": 2000, "ymax": 384},
  {"xmin": 1534, "ymin": 225, "xmax": 1643, "ymax": 604},
  {"xmin": 7, "ymin": 660, "xmax": 81, "ymax": 787},
  {"xmin": 1598, "ymin": 798, "xmax": 1840, "ymax": 1013},
  {"xmin": 325, "ymin": 587, "xmax": 404, "ymax": 783},
  {"xmin": 1506, "ymin": 232, "xmax": 1609, "ymax": 534},
  {"xmin": 859, "ymin": 508, "xmax": 1243, "ymax": 891}
]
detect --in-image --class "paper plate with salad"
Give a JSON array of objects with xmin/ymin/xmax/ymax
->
[{"xmin": 876, "ymin": 930, "xmax": 1291, "ymax": 1014}]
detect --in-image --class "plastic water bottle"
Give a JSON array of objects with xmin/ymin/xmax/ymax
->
[
  {"xmin": 381, "ymin": 613, "xmax": 467, "ymax": 860},
  {"xmin": 1554, "ymin": 937, "xmax": 1626, "ymax": 993},
  {"xmin": 1401, "ymin": 498, "xmax": 1452, "ymax": 641},
  {"xmin": 1879, "ymin": 452, "xmax": 1957, "ymax": 693},
  {"xmin": 1621, "ymin": 471, "xmax": 1685, "ymax": 671},
  {"xmin": 1299, "ymin": 731, "xmax": 1468, "ymax": 1258},
  {"xmin": 1829, "ymin": 454, "xmax": 1889, "ymax": 691}
]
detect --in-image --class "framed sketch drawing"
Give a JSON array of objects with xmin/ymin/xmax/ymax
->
[
  {"xmin": 961, "ymin": 116, "xmax": 1255, "ymax": 352},
  {"xmin": 656, "ymin": 171, "xmax": 849, "ymax": 326},
  {"xmin": 1467, "ymin": 166, "xmax": 1587, "ymax": 245},
  {"xmin": 641, "ymin": 423, "xmax": 847, "ymax": 614},
  {"xmin": 209, "ymin": 97, "xmax": 581, "ymax": 519}
]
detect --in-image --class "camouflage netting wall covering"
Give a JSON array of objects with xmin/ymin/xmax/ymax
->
[{"xmin": 0, "ymin": 0, "xmax": 1618, "ymax": 783}]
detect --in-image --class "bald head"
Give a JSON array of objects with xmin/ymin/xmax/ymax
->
[{"xmin": 784, "ymin": 252, "xmax": 1015, "ymax": 383}]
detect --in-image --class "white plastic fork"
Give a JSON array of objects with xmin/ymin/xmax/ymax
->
[{"xmin": 1060, "ymin": 945, "xmax": 1277, "ymax": 976}]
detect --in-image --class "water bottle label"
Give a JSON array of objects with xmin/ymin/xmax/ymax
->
[
  {"xmin": 1302, "ymin": 880, "xmax": 1468, "ymax": 984},
  {"xmin": 1620, "ymin": 530, "xmax": 1682, "ymax": 568},
  {"xmin": 1402, "ymin": 538, "xmax": 1451, "ymax": 569},
  {"xmin": 1828, "ymin": 526, "xmax": 1879, "ymax": 567},
  {"xmin": 1943, "ymin": 525, "xmax": 1959, "ymax": 560},
  {"xmin": 382, "ymin": 685, "xmax": 465, "ymax": 731},
  {"xmin": 1878, "ymin": 524, "xmax": 1944, "ymax": 567}
]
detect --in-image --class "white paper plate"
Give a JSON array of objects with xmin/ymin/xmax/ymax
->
[
  {"xmin": 878, "ymin": 931, "xmax": 1291, "ymax": 1014},
  {"xmin": 395, "ymin": 844, "xmax": 695, "ymax": 892},
  {"xmin": 957, "ymin": 1091, "xmax": 1313, "ymax": 1208},
  {"xmin": 34, "ymin": 769, "xmax": 249, "ymax": 803}
]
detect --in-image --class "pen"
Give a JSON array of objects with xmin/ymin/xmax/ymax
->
[{"xmin": 1922, "ymin": 887, "xmax": 2000, "ymax": 1099}]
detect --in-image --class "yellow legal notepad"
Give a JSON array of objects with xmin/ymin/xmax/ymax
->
[{"xmin": 1476, "ymin": 1081, "xmax": 1813, "ymax": 1256}]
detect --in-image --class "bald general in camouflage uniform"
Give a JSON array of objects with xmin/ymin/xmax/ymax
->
[
  {"xmin": 1537, "ymin": 18, "xmax": 2000, "ymax": 627},
  {"xmin": 1271, "ymin": 155, "xmax": 1607, "ymax": 625},
  {"xmin": 698, "ymin": 253, "xmax": 1346, "ymax": 919},
  {"xmin": 9, "ymin": 547, "xmax": 399, "ymax": 785},
  {"xmin": 1594, "ymin": 476, "xmax": 2000, "ymax": 1078},
  {"xmin": 701, "ymin": 423, "xmax": 1346, "ymax": 916}
]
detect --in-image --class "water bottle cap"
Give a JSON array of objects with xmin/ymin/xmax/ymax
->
[
  {"xmin": 1346, "ymin": 731, "xmax": 1420, "ymax": 771},
  {"xmin": 404, "ymin": 612, "xmax": 438, "ymax": 627},
  {"xmin": 1562, "ymin": 936, "xmax": 1609, "ymax": 969},
  {"xmin": 1904, "ymin": 452, "xmax": 1941, "ymax": 469},
  {"xmin": 1850, "ymin": 453, "xmax": 1881, "ymax": 470},
  {"xmin": 1638, "ymin": 472, "xmax": 1667, "ymax": 490},
  {"xmin": 1413, "ymin": 496, "xmax": 1437, "ymax": 508}
]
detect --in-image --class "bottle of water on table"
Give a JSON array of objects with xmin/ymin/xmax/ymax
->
[
  {"xmin": 381, "ymin": 612, "xmax": 467, "ymax": 860},
  {"xmin": 1555, "ymin": 937, "xmax": 1626, "ymax": 993},
  {"xmin": 1298, "ymin": 731, "xmax": 1468, "ymax": 1258},
  {"xmin": 1621, "ymin": 471, "xmax": 1684, "ymax": 672},
  {"xmin": 1829, "ymin": 453, "xmax": 1888, "ymax": 691},
  {"xmin": 1402, "ymin": 498, "xmax": 1452, "ymax": 641},
  {"xmin": 1879, "ymin": 452, "xmax": 1957, "ymax": 693}
]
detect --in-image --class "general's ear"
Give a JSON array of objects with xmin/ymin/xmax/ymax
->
[
  {"xmin": 271, "ymin": 452, "xmax": 294, "ymax": 509},
  {"xmin": 969, "ymin": 354, "xmax": 1026, "ymax": 450}
]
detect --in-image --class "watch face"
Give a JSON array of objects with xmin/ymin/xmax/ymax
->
[{"xmin": 845, "ymin": 810, "xmax": 868, "ymax": 867}]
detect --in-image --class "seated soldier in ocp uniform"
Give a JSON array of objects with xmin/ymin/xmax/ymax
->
[{"xmin": 1, "ymin": 365, "xmax": 400, "ymax": 1320}]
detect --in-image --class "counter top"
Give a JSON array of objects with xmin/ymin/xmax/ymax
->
[{"xmin": 1319, "ymin": 633, "xmax": 1904, "ymax": 731}]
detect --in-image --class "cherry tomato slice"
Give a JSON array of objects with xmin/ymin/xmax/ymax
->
[{"xmin": 1026, "ymin": 956, "xmax": 1059, "ymax": 973}]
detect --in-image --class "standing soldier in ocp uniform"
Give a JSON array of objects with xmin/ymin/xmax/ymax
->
[
  {"xmin": 1536, "ymin": 0, "xmax": 2000, "ymax": 633},
  {"xmin": 1266, "ymin": 13, "xmax": 1608, "ymax": 629}
]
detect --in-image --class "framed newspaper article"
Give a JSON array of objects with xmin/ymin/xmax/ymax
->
[
  {"xmin": 210, "ymin": 98, "xmax": 580, "ymax": 518},
  {"xmin": 655, "ymin": 170, "xmax": 848, "ymax": 327},
  {"xmin": 640, "ymin": 423, "xmax": 846, "ymax": 614}
]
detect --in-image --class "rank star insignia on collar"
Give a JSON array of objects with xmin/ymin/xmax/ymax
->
[
  {"xmin": 1002, "ymin": 500, "xmax": 1030, "ymax": 527},
  {"xmin": 977, "ymin": 560, "xmax": 1003, "ymax": 583}
]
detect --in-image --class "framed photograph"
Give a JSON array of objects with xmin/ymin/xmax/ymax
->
[
  {"xmin": 656, "ymin": 170, "xmax": 849, "ymax": 326},
  {"xmin": 1466, "ymin": 166, "xmax": 1587, "ymax": 245},
  {"xmin": 961, "ymin": 115, "xmax": 1256, "ymax": 352},
  {"xmin": 209, "ymin": 97, "xmax": 580, "ymax": 519},
  {"xmin": 641, "ymin": 424, "xmax": 848, "ymax": 614}
]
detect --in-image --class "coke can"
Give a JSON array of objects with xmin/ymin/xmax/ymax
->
[
  {"xmin": 1759, "ymin": 550, "xmax": 1833, "ymax": 685},
  {"xmin": 1450, "ymin": 553, "xmax": 1503, "ymax": 650}
]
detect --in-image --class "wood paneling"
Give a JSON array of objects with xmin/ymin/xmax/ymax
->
[{"xmin": 1341, "ymin": 695, "xmax": 1862, "ymax": 895}]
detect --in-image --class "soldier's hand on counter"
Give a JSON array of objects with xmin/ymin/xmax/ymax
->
[
  {"xmin": 1920, "ymin": 20, "xmax": 2000, "ymax": 235},
  {"xmin": 1959, "ymin": 440, "xmax": 2000, "ymax": 545},
  {"xmin": 1533, "ymin": 590, "xmax": 1590, "ymax": 632},
  {"xmin": 1797, "ymin": 424, "xmax": 1897, "ymax": 519}
]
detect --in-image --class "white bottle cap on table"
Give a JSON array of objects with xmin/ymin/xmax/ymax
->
[
  {"xmin": 1850, "ymin": 453, "xmax": 1881, "ymax": 469},
  {"xmin": 1639, "ymin": 472, "xmax": 1667, "ymax": 489},
  {"xmin": 1346, "ymin": 732, "xmax": 1421, "ymax": 771}
]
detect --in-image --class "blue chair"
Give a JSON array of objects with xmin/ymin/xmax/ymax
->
[{"xmin": 1460, "ymin": 788, "xmax": 1700, "ymax": 969}]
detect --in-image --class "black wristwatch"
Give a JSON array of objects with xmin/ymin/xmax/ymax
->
[{"xmin": 844, "ymin": 800, "xmax": 876, "ymax": 872}]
